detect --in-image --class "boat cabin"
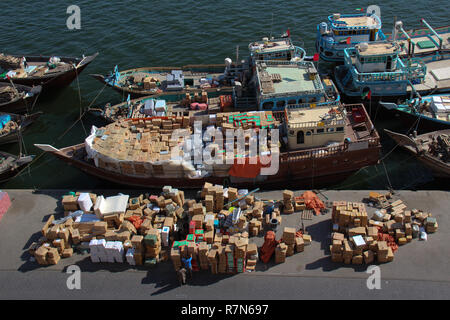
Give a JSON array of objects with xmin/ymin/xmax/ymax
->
[
  {"xmin": 353, "ymin": 42, "xmax": 400, "ymax": 73},
  {"xmin": 248, "ymin": 37, "xmax": 304, "ymax": 63},
  {"xmin": 284, "ymin": 107, "xmax": 346, "ymax": 150},
  {"xmin": 253, "ymin": 60, "xmax": 330, "ymax": 111},
  {"xmin": 327, "ymin": 13, "xmax": 382, "ymax": 42}
]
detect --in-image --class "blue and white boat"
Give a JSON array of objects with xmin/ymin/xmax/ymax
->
[
  {"xmin": 380, "ymin": 94, "xmax": 450, "ymax": 132},
  {"xmin": 316, "ymin": 12, "xmax": 385, "ymax": 63},
  {"xmin": 334, "ymin": 41, "xmax": 427, "ymax": 99},
  {"xmin": 235, "ymin": 60, "xmax": 340, "ymax": 111}
]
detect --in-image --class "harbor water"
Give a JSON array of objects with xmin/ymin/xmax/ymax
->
[{"xmin": 1, "ymin": 0, "xmax": 449, "ymax": 190}]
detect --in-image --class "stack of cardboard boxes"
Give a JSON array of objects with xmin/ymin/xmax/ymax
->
[
  {"xmin": 330, "ymin": 198, "xmax": 439, "ymax": 265},
  {"xmin": 144, "ymin": 229, "xmax": 161, "ymax": 267},
  {"xmin": 245, "ymin": 243, "xmax": 258, "ymax": 272},
  {"xmin": 275, "ymin": 243, "xmax": 287, "ymax": 264},
  {"xmin": 282, "ymin": 190, "xmax": 294, "ymax": 214},
  {"xmin": 208, "ymin": 249, "xmax": 218, "ymax": 274},
  {"xmin": 331, "ymin": 201, "xmax": 380, "ymax": 265},
  {"xmin": 198, "ymin": 242, "xmax": 209, "ymax": 270},
  {"xmin": 282, "ymin": 227, "xmax": 296, "ymax": 257}
]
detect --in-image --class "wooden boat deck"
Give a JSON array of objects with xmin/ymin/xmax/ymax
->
[
  {"xmin": 399, "ymin": 32, "xmax": 450, "ymax": 55},
  {"xmin": 408, "ymin": 58, "xmax": 450, "ymax": 93}
]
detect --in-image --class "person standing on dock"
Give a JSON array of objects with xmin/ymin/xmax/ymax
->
[
  {"xmin": 177, "ymin": 267, "xmax": 187, "ymax": 286},
  {"xmin": 182, "ymin": 255, "xmax": 193, "ymax": 280}
]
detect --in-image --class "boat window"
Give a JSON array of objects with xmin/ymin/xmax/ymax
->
[
  {"xmin": 327, "ymin": 127, "xmax": 335, "ymax": 132},
  {"xmin": 297, "ymin": 130, "xmax": 305, "ymax": 144},
  {"xmin": 306, "ymin": 131, "xmax": 312, "ymax": 136},
  {"xmin": 288, "ymin": 99, "xmax": 297, "ymax": 106},
  {"xmin": 316, "ymin": 128, "xmax": 324, "ymax": 134},
  {"xmin": 298, "ymin": 99, "xmax": 303, "ymax": 104},
  {"xmin": 276, "ymin": 100, "xmax": 286, "ymax": 108},
  {"xmin": 360, "ymin": 57, "xmax": 365, "ymax": 63},
  {"xmin": 336, "ymin": 127, "xmax": 344, "ymax": 132},
  {"xmin": 262, "ymin": 101, "xmax": 274, "ymax": 110}
]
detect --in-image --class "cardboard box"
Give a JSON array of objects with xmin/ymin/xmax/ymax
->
[
  {"xmin": 331, "ymin": 240, "xmax": 342, "ymax": 254},
  {"xmin": 331, "ymin": 232, "xmax": 345, "ymax": 241},
  {"xmin": 348, "ymin": 227, "xmax": 367, "ymax": 237},
  {"xmin": 62, "ymin": 248, "xmax": 73, "ymax": 258},
  {"xmin": 41, "ymin": 215, "xmax": 55, "ymax": 236},
  {"xmin": 387, "ymin": 247, "xmax": 394, "ymax": 262},
  {"xmin": 295, "ymin": 237, "xmax": 304, "ymax": 253},
  {"xmin": 282, "ymin": 190, "xmax": 294, "ymax": 200},
  {"xmin": 398, "ymin": 237, "xmax": 407, "ymax": 245},
  {"xmin": 363, "ymin": 250, "xmax": 374, "ymax": 264},
  {"xmin": 302, "ymin": 234, "xmax": 312, "ymax": 245},
  {"xmin": 367, "ymin": 226, "xmax": 378, "ymax": 238},
  {"xmin": 377, "ymin": 241, "xmax": 389, "ymax": 255}
]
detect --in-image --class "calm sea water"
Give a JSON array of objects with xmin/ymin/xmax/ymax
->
[{"xmin": 1, "ymin": 0, "xmax": 449, "ymax": 190}]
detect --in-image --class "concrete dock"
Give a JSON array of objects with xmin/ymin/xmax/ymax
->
[{"xmin": 0, "ymin": 189, "xmax": 449, "ymax": 299}]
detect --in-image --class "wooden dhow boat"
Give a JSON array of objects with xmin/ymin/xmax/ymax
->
[
  {"xmin": 90, "ymin": 64, "xmax": 234, "ymax": 99},
  {"xmin": 0, "ymin": 111, "xmax": 42, "ymax": 145},
  {"xmin": 0, "ymin": 52, "xmax": 98, "ymax": 92},
  {"xmin": 0, "ymin": 150, "xmax": 34, "ymax": 183},
  {"xmin": 0, "ymin": 82, "xmax": 42, "ymax": 113},
  {"xmin": 380, "ymin": 94, "xmax": 450, "ymax": 133},
  {"xmin": 385, "ymin": 129, "xmax": 450, "ymax": 178},
  {"xmin": 91, "ymin": 35, "xmax": 306, "ymax": 99},
  {"xmin": 36, "ymin": 103, "xmax": 381, "ymax": 189}
]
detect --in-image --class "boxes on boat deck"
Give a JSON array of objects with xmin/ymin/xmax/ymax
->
[{"xmin": 143, "ymin": 77, "xmax": 157, "ymax": 90}]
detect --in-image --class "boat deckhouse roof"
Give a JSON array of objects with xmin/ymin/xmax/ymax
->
[
  {"xmin": 249, "ymin": 38, "xmax": 295, "ymax": 55},
  {"xmin": 329, "ymin": 13, "xmax": 381, "ymax": 30},
  {"xmin": 356, "ymin": 41, "xmax": 400, "ymax": 57},
  {"xmin": 255, "ymin": 60, "xmax": 324, "ymax": 98},
  {"xmin": 286, "ymin": 106, "xmax": 345, "ymax": 128}
]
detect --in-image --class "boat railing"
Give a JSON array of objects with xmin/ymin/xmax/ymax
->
[
  {"xmin": 288, "ymin": 118, "xmax": 346, "ymax": 129},
  {"xmin": 261, "ymin": 88, "xmax": 325, "ymax": 99},
  {"xmin": 257, "ymin": 59, "xmax": 314, "ymax": 68},
  {"xmin": 328, "ymin": 13, "xmax": 382, "ymax": 29},
  {"xmin": 294, "ymin": 46, "xmax": 306, "ymax": 60},
  {"xmin": 389, "ymin": 25, "xmax": 450, "ymax": 41},
  {"xmin": 282, "ymin": 144, "xmax": 344, "ymax": 162},
  {"xmin": 282, "ymin": 135, "xmax": 379, "ymax": 162},
  {"xmin": 286, "ymin": 100, "xmax": 340, "ymax": 110},
  {"xmin": 349, "ymin": 58, "xmax": 427, "ymax": 83}
]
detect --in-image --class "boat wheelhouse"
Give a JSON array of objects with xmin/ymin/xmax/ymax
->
[
  {"xmin": 334, "ymin": 41, "xmax": 427, "ymax": 98},
  {"xmin": 248, "ymin": 37, "xmax": 306, "ymax": 64},
  {"xmin": 237, "ymin": 60, "xmax": 340, "ymax": 111},
  {"xmin": 316, "ymin": 13, "xmax": 385, "ymax": 62},
  {"xmin": 284, "ymin": 106, "xmax": 347, "ymax": 151}
]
